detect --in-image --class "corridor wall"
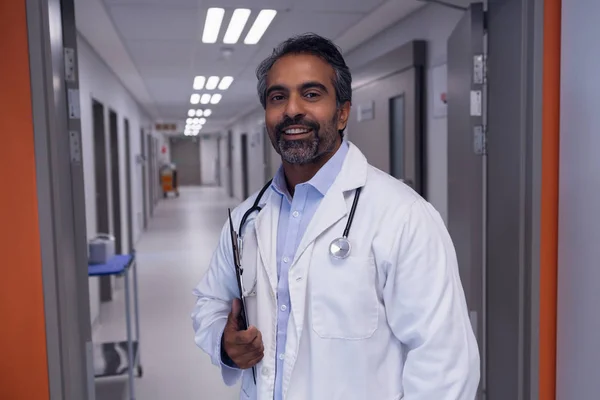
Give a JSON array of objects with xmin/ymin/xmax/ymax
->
[
  {"xmin": 77, "ymin": 34, "xmax": 154, "ymax": 326},
  {"xmin": 556, "ymin": 0, "xmax": 600, "ymax": 397}
]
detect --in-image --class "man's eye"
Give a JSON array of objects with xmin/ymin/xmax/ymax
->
[
  {"xmin": 271, "ymin": 95, "xmax": 284, "ymax": 101},
  {"xmin": 305, "ymin": 92, "xmax": 319, "ymax": 98}
]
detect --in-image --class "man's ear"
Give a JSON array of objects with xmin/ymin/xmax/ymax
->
[{"xmin": 337, "ymin": 101, "xmax": 351, "ymax": 131}]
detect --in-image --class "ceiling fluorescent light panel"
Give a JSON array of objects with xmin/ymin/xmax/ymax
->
[
  {"xmin": 206, "ymin": 76, "xmax": 220, "ymax": 90},
  {"xmin": 193, "ymin": 76, "xmax": 206, "ymax": 90},
  {"xmin": 203, "ymin": 8, "xmax": 225, "ymax": 44},
  {"xmin": 210, "ymin": 94, "xmax": 222, "ymax": 104},
  {"xmin": 224, "ymin": 8, "xmax": 251, "ymax": 44},
  {"xmin": 201, "ymin": 94, "xmax": 211, "ymax": 104},
  {"xmin": 245, "ymin": 9, "xmax": 277, "ymax": 45},
  {"xmin": 218, "ymin": 76, "xmax": 234, "ymax": 90}
]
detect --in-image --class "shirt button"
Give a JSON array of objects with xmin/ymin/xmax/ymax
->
[
  {"xmin": 292, "ymin": 211, "xmax": 300, "ymax": 218},
  {"xmin": 283, "ymin": 257, "xmax": 289, "ymax": 263},
  {"xmin": 279, "ymin": 353, "xmax": 285, "ymax": 360},
  {"xmin": 280, "ymin": 305, "xmax": 287, "ymax": 312},
  {"xmin": 262, "ymin": 367, "xmax": 270, "ymax": 376}
]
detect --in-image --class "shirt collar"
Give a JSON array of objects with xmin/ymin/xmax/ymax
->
[{"xmin": 272, "ymin": 140, "xmax": 349, "ymax": 198}]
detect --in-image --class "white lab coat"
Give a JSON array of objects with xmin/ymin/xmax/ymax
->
[{"xmin": 191, "ymin": 142, "xmax": 480, "ymax": 400}]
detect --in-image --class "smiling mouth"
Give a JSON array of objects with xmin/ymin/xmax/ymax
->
[{"xmin": 283, "ymin": 127, "xmax": 312, "ymax": 136}]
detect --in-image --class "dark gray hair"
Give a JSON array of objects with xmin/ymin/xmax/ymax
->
[{"xmin": 256, "ymin": 33, "xmax": 352, "ymax": 110}]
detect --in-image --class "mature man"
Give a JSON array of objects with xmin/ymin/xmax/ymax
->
[{"xmin": 191, "ymin": 33, "xmax": 480, "ymax": 400}]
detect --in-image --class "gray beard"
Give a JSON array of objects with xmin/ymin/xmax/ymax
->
[{"xmin": 278, "ymin": 135, "xmax": 320, "ymax": 165}]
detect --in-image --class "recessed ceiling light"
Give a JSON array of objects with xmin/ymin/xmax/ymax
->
[
  {"xmin": 188, "ymin": 109, "xmax": 195, "ymax": 117},
  {"xmin": 195, "ymin": 109, "xmax": 203, "ymax": 117},
  {"xmin": 210, "ymin": 94, "xmax": 222, "ymax": 104},
  {"xmin": 190, "ymin": 94, "xmax": 201, "ymax": 104},
  {"xmin": 203, "ymin": 109, "xmax": 212, "ymax": 117},
  {"xmin": 224, "ymin": 8, "xmax": 251, "ymax": 44},
  {"xmin": 206, "ymin": 76, "xmax": 220, "ymax": 90},
  {"xmin": 218, "ymin": 76, "xmax": 234, "ymax": 90},
  {"xmin": 244, "ymin": 9, "xmax": 277, "ymax": 45},
  {"xmin": 202, "ymin": 8, "xmax": 225, "ymax": 44},
  {"xmin": 186, "ymin": 118, "xmax": 193, "ymax": 124},
  {"xmin": 193, "ymin": 76, "xmax": 206, "ymax": 90},
  {"xmin": 199, "ymin": 118, "xmax": 207, "ymax": 124},
  {"xmin": 201, "ymin": 94, "xmax": 211, "ymax": 104}
]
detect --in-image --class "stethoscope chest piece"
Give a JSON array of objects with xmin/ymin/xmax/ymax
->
[{"xmin": 329, "ymin": 237, "xmax": 351, "ymax": 259}]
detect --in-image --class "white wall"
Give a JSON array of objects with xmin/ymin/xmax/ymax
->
[
  {"xmin": 200, "ymin": 135, "xmax": 219, "ymax": 185},
  {"xmin": 228, "ymin": 109, "xmax": 273, "ymax": 201},
  {"xmin": 343, "ymin": 4, "xmax": 463, "ymax": 222},
  {"xmin": 78, "ymin": 34, "xmax": 157, "ymax": 326},
  {"xmin": 556, "ymin": 0, "xmax": 600, "ymax": 397}
]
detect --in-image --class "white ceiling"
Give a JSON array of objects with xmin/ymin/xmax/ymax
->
[{"xmin": 75, "ymin": 0, "xmax": 430, "ymax": 133}]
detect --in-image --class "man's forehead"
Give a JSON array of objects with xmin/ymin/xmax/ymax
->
[{"xmin": 266, "ymin": 53, "xmax": 335, "ymax": 87}]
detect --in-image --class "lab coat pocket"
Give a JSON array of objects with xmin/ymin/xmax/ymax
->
[{"xmin": 311, "ymin": 256, "xmax": 378, "ymax": 339}]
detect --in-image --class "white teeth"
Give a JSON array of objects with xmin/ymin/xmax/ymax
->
[{"xmin": 285, "ymin": 128, "xmax": 310, "ymax": 134}]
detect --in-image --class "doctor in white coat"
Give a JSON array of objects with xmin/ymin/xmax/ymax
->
[{"xmin": 191, "ymin": 33, "xmax": 480, "ymax": 400}]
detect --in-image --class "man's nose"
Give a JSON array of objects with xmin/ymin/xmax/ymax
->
[{"xmin": 284, "ymin": 93, "xmax": 305, "ymax": 119}]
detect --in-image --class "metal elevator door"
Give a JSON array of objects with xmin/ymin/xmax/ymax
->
[{"xmin": 447, "ymin": 2, "xmax": 486, "ymax": 398}]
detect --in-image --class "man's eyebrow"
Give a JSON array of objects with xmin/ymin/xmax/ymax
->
[
  {"xmin": 300, "ymin": 82, "xmax": 328, "ymax": 93},
  {"xmin": 266, "ymin": 84, "xmax": 288, "ymax": 97}
]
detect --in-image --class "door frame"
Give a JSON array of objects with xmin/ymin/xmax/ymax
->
[
  {"xmin": 141, "ymin": 128, "xmax": 148, "ymax": 230},
  {"xmin": 484, "ymin": 0, "xmax": 545, "ymax": 398},
  {"xmin": 92, "ymin": 99, "xmax": 109, "ymax": 235},
  {"xmin": 27, "ymin": 0, "xmax": 94, "ymax": 398},
  {"xmin": 240, "ymin": 133, "xmax": 250, "ymax": 199},
  {"xmin": 227, "ymin": 130, "xmax": 234, "ymax": 197},
  {"xmin": 124, "ymin": 118, "xmax": 133, "ymax": 251},
  {"xmin": 108, "ymin": 109, "xmax": 122, "ymax": 255}
]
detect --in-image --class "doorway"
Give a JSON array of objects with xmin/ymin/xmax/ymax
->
[
  {"xmin": 141, "ymin": 129, "xmax": 148, "ymax": 229},
  {"xmin": 93, "ymin": 101, "xmax": 113, "ymax": 302},
  {"xmin": 262, "ymin": 125, "xmax": 273, "ymax": 181},
  {"xmin": 124, "ymin": 119, "xmax": 133, "ymax": 252},
  {"xmin": 241, "ymin": 133, "xmax": 249, "ymax": 199},
  {"xmin": 109, "ymin": 110, "xmax": 122, "ymax": 255},
  {"xmin": 216, "ymin": 136, "xmax": 222, "ymax": 186},
  {"xmin": 148, "ymin": 133, "xmax": 155, "ymax": 217},
  {"xmin": 169, "ymin": 136, "xmax": 201, "ymax": 186},
  {"xmin": 93, "ymin": 100, "xmax": 109, "ymax": 236},
  {"xmin": 227, "ymin": 130, "xmax": 234, "ymax": 197},
  {"xmin": 389, "ymin": 94, "xmax": 405, "ymax": 180},
  {"xmin": 346, "ymin": 40, "xmax": 426, "ymax": 197}
]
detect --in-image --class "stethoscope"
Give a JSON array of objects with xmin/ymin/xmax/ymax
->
[{"xmin": 237, "ymin": 179, "xmax": 362, "ymax": 261}]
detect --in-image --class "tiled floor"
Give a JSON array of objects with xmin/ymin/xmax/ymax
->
[{"xmin": 94, "ymin": 186, "xmax": 241, "ymax": 400}]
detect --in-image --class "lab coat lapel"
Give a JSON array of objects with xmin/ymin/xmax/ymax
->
[
  {"xmin": 254, "ymin": 190, "xmax": 280, "ymax": 297},
  {"xmin": 292, "ymin": 142, "xmax": 368, "ymax": 265}
]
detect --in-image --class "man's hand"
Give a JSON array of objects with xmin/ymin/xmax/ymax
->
[{"xmin": 222, "ymin": 298, "xmax": 264, "ymax": 369}]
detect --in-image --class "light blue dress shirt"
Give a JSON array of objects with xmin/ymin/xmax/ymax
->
[{"xmin": 269, "ymin": 141, "xmax": 349, "ymax": 399}]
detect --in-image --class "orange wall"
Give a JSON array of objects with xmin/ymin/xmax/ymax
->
[
  {"xmin": 0, "ymin": 1, "xmax": 50, "ymax": 399},
  {"xmin": 540, "ymin": 0, "xmax": 561, "ymax": 398}
]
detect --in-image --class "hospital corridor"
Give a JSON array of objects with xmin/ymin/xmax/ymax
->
[
  {"xmin": 1, "ymin": 0, "xmax": 598, "ymax": 399},
  {"xmin": 93, "ymin": 187, "xmax": 240, "ymax": 400}
]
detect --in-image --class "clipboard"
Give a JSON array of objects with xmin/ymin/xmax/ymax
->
[{"xmin": 228, "ymin": 208, "xmax": 257, "ymax": 384}]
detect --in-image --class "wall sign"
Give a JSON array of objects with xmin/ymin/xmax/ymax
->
[{"xmin": 357, "ymin": 101, "xmax": 375, "ymax": 122}]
